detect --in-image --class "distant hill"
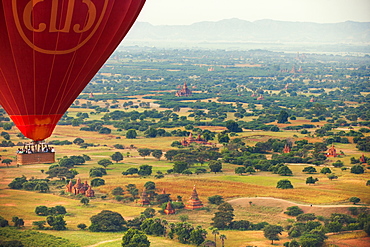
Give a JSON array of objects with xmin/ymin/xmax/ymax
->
[{"xmin": 125, "ymin": 19, "xmax": 370, "ymax": 44}]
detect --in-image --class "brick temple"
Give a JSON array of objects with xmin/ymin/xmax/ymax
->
[
  {"xmin": 283, "ymin": 144, "xmax": 291, "ymax": 153},
  {"xmin": 180, "ymin": 133, "xmax": 211, "ymax": 147},
  {"xmin": 164, "ymin": 201, "xmax": 176, "ymax": 215},
  {"xmin": 185, "ymin": 185, "xmax": 203, "ymax": 210},
  {"xmin": 66, "ymin": 178, "xmax": 95, "ymax": 197},
  {"xmin": 326, "ymin": 144, "xmax": 338, "ymax": 157},
  {"xmin": 175, "ymin": 82, "xmax": 192, "ymax": 97},
  {"xmin": 139, "ymin": 189, "xmax": 150, "ymax": 206}
]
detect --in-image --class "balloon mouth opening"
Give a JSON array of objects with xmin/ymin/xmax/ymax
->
[{"xmin": 10, "ymin": 114, "xmax": 63, "ymax": 141}]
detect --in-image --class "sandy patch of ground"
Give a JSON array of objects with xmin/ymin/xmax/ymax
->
[{"xmin": 228, "ymin": 197, "xmax": 364, "ymax": 217}]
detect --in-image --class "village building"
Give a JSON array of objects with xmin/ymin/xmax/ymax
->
[
  {"xmin": 185, "ymin": 185, "xmax": 203, "ymax": 210},
  {"xmin": 175, "ymin": 82, "xmax": 192, "ymax": 97}
]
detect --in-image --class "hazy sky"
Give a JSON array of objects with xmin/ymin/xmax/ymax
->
[{"xmin": 137, "ymin": 0, "xmax": 370, "ymax": 25}]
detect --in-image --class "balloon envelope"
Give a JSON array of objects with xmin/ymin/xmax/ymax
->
[{"xmin": 0, "ymin": 0, "xmax": 145, "ymax": 141}]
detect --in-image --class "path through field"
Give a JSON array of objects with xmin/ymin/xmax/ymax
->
[{"xmin": 85, "ymin": 238, "xmax": 120, "ymax": 247}]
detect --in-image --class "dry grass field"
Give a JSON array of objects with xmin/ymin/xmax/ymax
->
[{"xmin": 0, "ymin": 100, "xmax": 369, "ymax": 246}]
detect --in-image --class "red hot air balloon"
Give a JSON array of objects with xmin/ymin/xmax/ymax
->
[{"xmin": 0, "ymin": 0, "xmax": 146, "ymax": 141}]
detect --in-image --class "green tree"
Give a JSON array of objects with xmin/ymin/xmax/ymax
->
[
  {"xmin": 220, "ymin": 234, "xmax": 227, "ymax": 247},
  {"xmin": 189, "ymin": 228, "xmax": 207, "ymax": 246},
  {"xmin": 299, "ymin": 231, "xmax": 327, "ymax": 247},
  {"xmin": 302, "ymin": 166, "xmax": 317, "ymax": 174},
  {"xmin": 306, "ymin": 176, "xmax": 318, "ymax": 185},
  {"xmin": 235, "ymin": 166, "xmax": 246, "ymax": 175},
  {"xmin": 208, "ymin": 195, "xmax": 224, "ymax": 205},
  {"xmin": 210, "ymin": 227, "xmax": 219, "ymax": 244},
  {"xmin": 126, "ymin": 129, "xmax": 137, "ymax": 139},
  {"xmin": 91, "ymin": 178, "xmax": 105, "ymax": 187},
  {"xmin": 217, "ymin": 132, "xmax": 230, "ymax": 144},
  {"xmin": 211, "ymin": 203, "xmax": 234, "ymax": 229},
  {"xmin": 349, "ymin": 197, "xmax": 360, "ymax": 205},
  {"xmin": 138, "ymin": 148, "xmax": 151, "ymax": 159},
  {"xmin": 35, "ymin": 206, "xmax": 49, "ymax": 216},
  {"xmin": 70, "ymin": 155, "xmax": 85, "ymax": 165},
  {"xmin": 296, "ymin": 213, "xmax": 316, "ymax": 222},
  {"xmin": 32, "ymin": 220, "xmax": 46, "ymax": 230},
  {"xmin": 122, "ymin": 167, "xmax": 138, "ymax": 175},
  {"xmin": 89, "ymin": 210, "xmax": 126, "ymax": 232},
  {"xmin": 122, "ymin": 228, "xmax": 150, "ymax": 247},
  {"xmin": 209, "ymin": 160, "xmax": 222, "ymax": 174},
  {"xmin": 327, "ymin": 174, "xmax": 338, "ymax": 180},
  {"xmin": 58, "ymin": 158, "xmax": 76, "ymax": 168},
  {"xmin": 276, "ymin": 179, "xmax": 293, "ymax": 189},
  {"xmin": 46, "ymin": 215, "xmax": 67, "ymax": 230},
  {"xmin": 12, "ymin": 216, "xmax": 24, "ymax": 228},
  {"xmin": 225, "ymin": 120, "xmax": 242, "ymax": 132},
  {"xmin": 80, "ymin": 198, "xmax": 90, "ymax": 205},
  {"xmin": 77, "ymin": 223, "xmax": 87, "ymax": 230},
  {"xmin": 284, "ymin": 206, "xmax": 303, "ymax": 216},
  {"xmin": 351, "ymin": 165, "xmax": 365, "ymax": 174},
  {"xmin": 245, "ymin": 166, "xmax": 256, "ymax": 174},
  {"xmin": 73, "ymin": 138, "xmax": 85, "ymax": 145},
  {"xmin": 151, "ymin": 150, "xmax": 163, "ymax": 160},
  {"xmin": 320, "ymin": 167, "xmax": 332, "ymax": 174},
  {"xmin": 111, "ymin": 152, "xmax": 124, "ymax": 163},
  {"xmin": 173, "ymin": 161, "xmax": 188, "ymax": 173},
  {"xmin": 277, "ymin": 110, "xmax": 289, "ymax": 123},
  {"xmin": 138, "ymin": 165, "xmax": 152, "ymax": 176},
  {"xmin": 277, "ymin": 165, "xmax": 293, "ymax": 176},
  {"xmin": 263, "ymin": 225, "xmax": 283, "ymax": 244},
  {"xmin": 34, "ymin": 182, "xmax": 50, "ymax": 193},
  {"xmin": 112, "ymin": 187, "xmax": 124, "ymax": 195},
  {"xmin": 46, "ymin": 167, "xmax": 75, "ymax": 180},
  {"xmin": 1, "ymin": 159, "xmax": 12, "ymax": 168},
  {"xmin": 98, "ymin": 159, "xmax": 113, "ymax": 168}
]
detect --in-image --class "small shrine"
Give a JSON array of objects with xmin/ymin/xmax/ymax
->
[
  {"xmin": 164, "ymin": 201, "xmax": 176, "ymax": 215},
  {"xmin": 175, "ymin": 82, "xmax": 192, "ymax": 97},
  {"xmin": 290, "ymin": 65, "xmax": 296, "ymax": 74},
  {"xmin": 326, "ymin": 144, "xmax": 338, "ymax": 157},
  {"xmin": 65, "ymin": 178, "xmax": 95, "ymax": 197},
  {"xmin": 139, "ymin": 189, "xmax": 150, "ymax": 206},
  {"xmin": 360, "ymin": 154, "xmax": 366, "ymax": 163},
  {"xmin": 283, "ymin": 144, "xmax": 291, "ymax": 153},
  {"xmin": 185, "ymin": 185, "xmax": 203, "ymax": 210},
  {"xmin": 180, "ymin": 133, "xmax": 211, "ymax": 147},
  {"xmin": 257, "ymin": 95, "xmax": 264, "ymax": 100}
]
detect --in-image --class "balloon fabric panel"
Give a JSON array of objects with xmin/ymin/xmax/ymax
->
[{"xmin": 0, "ymin": 0, "xmax": 146, "ymax": 141}]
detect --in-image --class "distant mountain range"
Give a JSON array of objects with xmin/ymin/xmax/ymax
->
[{"xmin": 125, "ymin": 19, "xmax": 370, "ymax": 44}]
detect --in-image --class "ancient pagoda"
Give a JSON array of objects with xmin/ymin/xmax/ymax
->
[
  {"xmin": 175, "ymin": 82, "xmax": 192, "ymax": 97},
  {"xmin": 283, "ymin": 144, "xmax": 291, "ymax": 153},
  {"xmin": 360, "ymin": 154, "xmax": 366, "ymax": 163},
  {"xmin": 185, "ymin": 185, "xmax": 203, "ymax": 210},
  {"xmin": 164, "ymin": 201, "xmax": 176, "ymax": 215},
  {"xmin": 326, "ymin": 144, "xmax": 338, "ymax": 157},
  {"xmin": 139, "ymin": 189, "xmax": 150, "ymax": 206}
]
